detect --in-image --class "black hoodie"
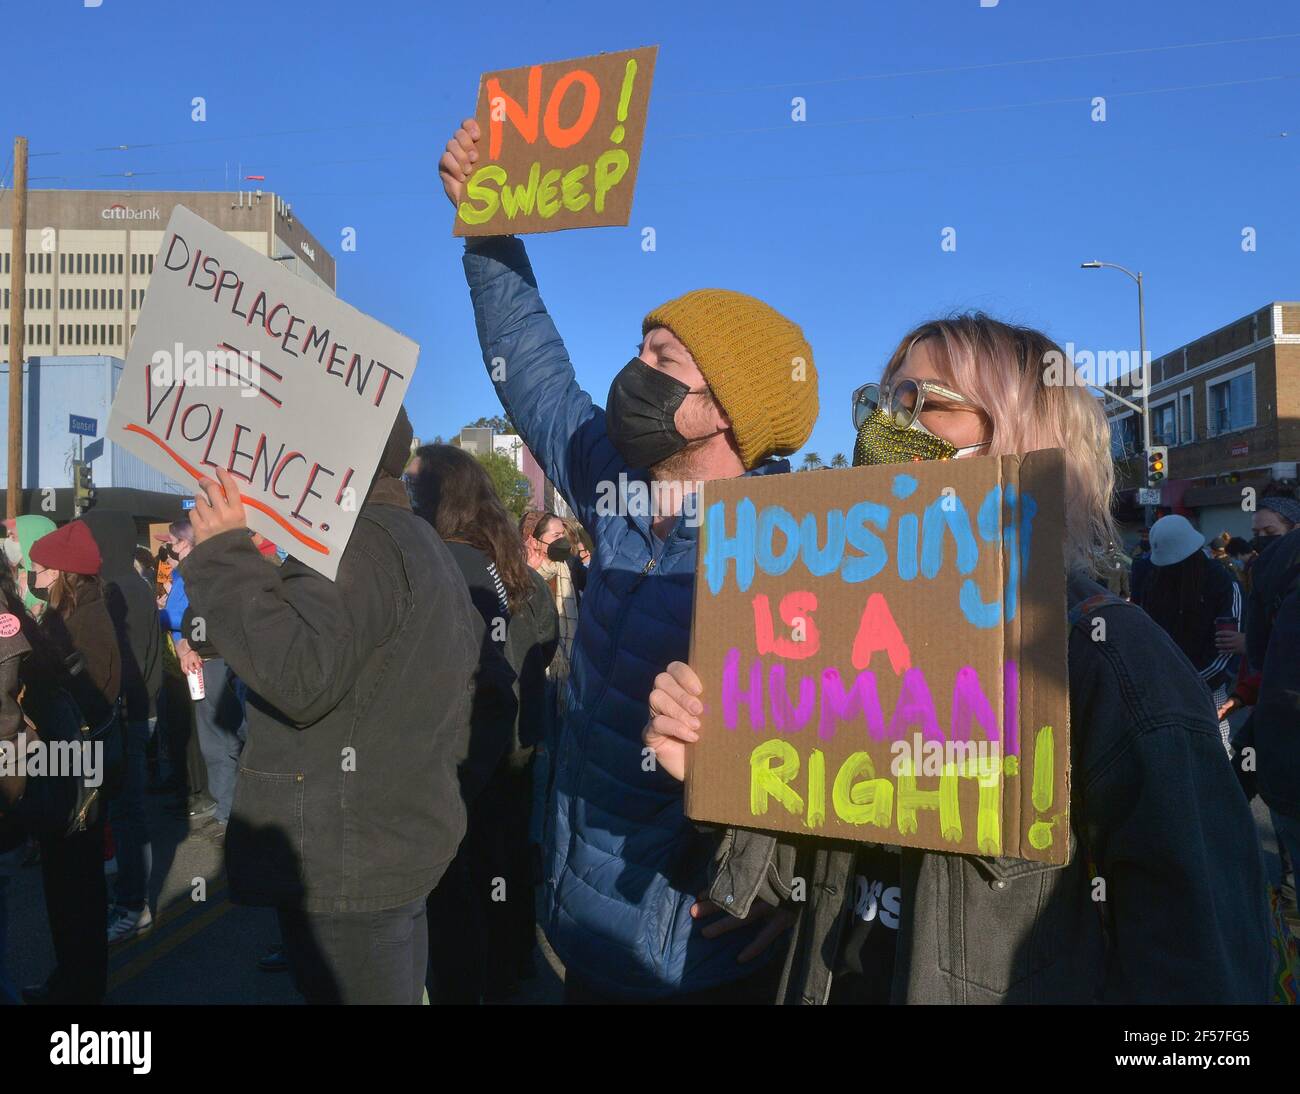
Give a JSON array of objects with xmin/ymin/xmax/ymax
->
[
  {"xmin": 82, "ymin": 509, "xmax": 162, "ymax": 721},
  {"xmin": 1245, "ymin": 527, "xmax": 1300, "ymax": 818}
]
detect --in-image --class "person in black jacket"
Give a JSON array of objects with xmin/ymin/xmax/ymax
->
[
  {"xmin": 23, "ymin": 520, "xmax": 121, "ymax": 1005},
  {"xmin": 1141, "ymin": 513, "xmax": 1243, "ymax": 754},
  {"xmin": 182, "ymin": 409, "xmax": 479, "ymax": 1005},
  {"xmin": 1243, "ymin": 527, "xmax": 1300, "ymax": 898},
  {"xmin": 408, "ymin": 443, "xmax": 558, "ymax": 1002},
  {"xmin": 83, "ymin": 509, "xmax": 163, "ymax": 943}
]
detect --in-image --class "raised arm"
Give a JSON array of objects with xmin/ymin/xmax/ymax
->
[{"xmin": 441, "ymin": 119, "xmax": 627, "ymax": 525}]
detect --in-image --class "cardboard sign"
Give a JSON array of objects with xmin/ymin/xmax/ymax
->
[
  {"xmin": 453, "ymin": 45, "xmax": 657, "ymax": 237},
  {"xmin": 148, "ymin": 523, "xmax": 174, "ymax": 596},
  {"xmin": 685, "ymin": 451, "xmax": 1072, "ymax": 864},
  {"xmin": 108, "ymin": 206, "xmax": 417, "ymax": 580}
]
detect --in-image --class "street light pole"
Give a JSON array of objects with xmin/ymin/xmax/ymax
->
[{"xmin": 1082, "ymin": 260, "xmax": 1151, "ymax": 529}]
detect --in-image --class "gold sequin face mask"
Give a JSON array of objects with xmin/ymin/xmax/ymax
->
[{"xmin": 853, "ymin": 407, "xmax": 959, "ymax": 467}]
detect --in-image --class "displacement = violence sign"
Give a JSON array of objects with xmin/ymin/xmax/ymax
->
[
  {"xmin": 453, "ymin": 45, "xmax": 658, "ymax": 236},
  {"xmin": 685, "ymin": 452, "xmax": 1071, "ymax": 864},
  {"xmin": 108, "ymin": 206, "xmax": 417, "ymax": 580}
]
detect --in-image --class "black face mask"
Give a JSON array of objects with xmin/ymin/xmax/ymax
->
[
  {"xmin": 26, "ymin": 570, "xmax": 49, "ymax": 602},
  {"xmin": 546, "ymin": 538, "xmax": 573, "ymax": 563},
  {"xmin": 1251, "ymin": 534, "xmax": 1276, "ymax": 554},
  {"xmin": 606, "ymin": 357, "xmax": 698, "ymax": 469}
]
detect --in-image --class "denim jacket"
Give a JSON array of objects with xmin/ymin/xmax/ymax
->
[{"xmin": 709, "ymin": 569, "xmax": 1273, "ymax": 1004}]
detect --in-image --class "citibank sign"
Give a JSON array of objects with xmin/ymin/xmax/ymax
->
[{"xmin": 101, "ymin": 203, "xmax": 160, "ymax": 221}]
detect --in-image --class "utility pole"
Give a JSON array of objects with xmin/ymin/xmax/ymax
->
[{"xmin": 6, "ymin": 137, "xmax": 28, "ymax": 520}]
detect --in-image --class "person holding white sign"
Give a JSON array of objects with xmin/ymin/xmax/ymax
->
[{"xmin": 179, "ymin": 410, "xmax": 480, "ymax": 1005}]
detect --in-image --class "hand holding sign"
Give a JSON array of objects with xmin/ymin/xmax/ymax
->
[
  {"xmin": 440, "ymin": 118, "xmax": 482, "ymax": 208},
  {"xmin": 450, "ymin": 46, "xmax": 657, "ymax": 236},
  {"xmin": 192, "ymin": 468, "xmax": 249, "ymax": 545},
  {"xmin": 643, "ymin": 660, "xmax": 704, "ymax": 781}
]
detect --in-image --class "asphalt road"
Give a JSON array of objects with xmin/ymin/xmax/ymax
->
[
  {"xmin": 3, "ymin": 793, "xmax": 562, "ymax": 1005},
  {"xmin": 3, "ymin": 781, "xmax": 1289, "ymax": 1004}
]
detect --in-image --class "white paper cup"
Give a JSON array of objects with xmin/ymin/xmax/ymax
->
[{"xmin": 187, "ymin": 666, "xmax": 206, "ymax": 701}]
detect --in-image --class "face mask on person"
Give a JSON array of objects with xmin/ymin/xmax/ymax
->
[
  {"xmin": 606, "ymin": 357, "xmax": 709, "ymax": 469},
  {"xmin": 546, "ymin": 538, "xmax": 573, "ymax": 562},
  {"xmin": 26, "ymin": 569, "xmax": 49, "ymax": 603},
  {"xmin": 852, "ymin": 407, "xmax": 965, "ymax": 467},
  {"xmin": 1251, "ymin": 534, "xmax": 1278, "ymax": 554}
]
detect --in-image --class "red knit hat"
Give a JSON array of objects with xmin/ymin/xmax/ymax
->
[{"xmin": 29, "ymin": 520, "xmax": 102, "ymax": 576}]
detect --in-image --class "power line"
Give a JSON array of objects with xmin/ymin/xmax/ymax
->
[
  {"xmin": 659, "ymin": 30, "xmax": 1300, "ymax": 97},
  {"xmin": 663, "ymin": 71, "xmax": 1300, "ymax": 141},
  {"xmin": 23, "ymin": 31, "xmax": 1300, "ymax": 160}
]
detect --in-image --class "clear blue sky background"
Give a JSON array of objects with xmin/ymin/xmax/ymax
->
[{"xmin": 8, "ymin": 0, "xmax": 1299, "ymax": 463}]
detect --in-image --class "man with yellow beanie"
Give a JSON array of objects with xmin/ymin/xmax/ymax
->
[{"xmin": 441, "ymin": 117, "xmax": 818, "ymax": 1004}]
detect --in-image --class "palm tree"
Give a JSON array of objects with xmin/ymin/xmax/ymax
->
[
  {"xmin": 801, "ymin": 451, "xmax": 823, "ymax": 472},
  {"xmin": 830, "ymin": 453, "xmax": 848, "ymax": 468}
]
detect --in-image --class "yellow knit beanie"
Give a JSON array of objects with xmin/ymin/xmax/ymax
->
[{"xmin": 642, "ymin": 289, "xmax": 817, "ymax": 470}]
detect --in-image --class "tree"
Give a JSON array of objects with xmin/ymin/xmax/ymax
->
[
  {"xmin": 800, "ymin": 451, "xmax": 824, "ymax": 472},
  {"xmin": 476, "ymin": 450, "xmax": 533, "ymax": 518},
  {"xmin": 464, "ymin": 415, "xmax": 516, "ymax": 435},
  {"xmin": 830, "ymin": 453, "xmax": 848, "ymax": 468}
]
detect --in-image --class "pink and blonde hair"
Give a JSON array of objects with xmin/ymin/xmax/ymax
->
[{"xmin": 881, "ymin": 313, "xmax": 1118, "ymax": 573}]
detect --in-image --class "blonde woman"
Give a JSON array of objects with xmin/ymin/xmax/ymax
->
[{"xmin": 644, "ymin": 314, "xmax": 1271, "ymax": 1004}]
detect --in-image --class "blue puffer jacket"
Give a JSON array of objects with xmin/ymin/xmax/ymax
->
[{"xmin": 463, "ymin": 236, "xmax": 789, "ymax": 998}]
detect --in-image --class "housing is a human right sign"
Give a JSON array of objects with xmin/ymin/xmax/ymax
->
[{"xmin": 684, "ymin": 451, "xmax": 1071, "ymax": 864}]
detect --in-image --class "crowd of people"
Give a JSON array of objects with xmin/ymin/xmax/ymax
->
[{"xmin": 0, "ymin": 113, "xmax": 1293, "ymax": 1006}]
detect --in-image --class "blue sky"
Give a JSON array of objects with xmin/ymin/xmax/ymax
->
[{"xmin": 8, "ymin": 0, "xmax": 1299, "ymax": 463}]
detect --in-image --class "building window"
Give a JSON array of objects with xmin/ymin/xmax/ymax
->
[
  {"xmin": 1207, "ymin": 366, "xmax": 1256, "ymax": 436},
  {"xmin": 147, "ymin": 254, "xmax": 154, "ymax": 273},
  {"xmin": 1109, "ymin": 413, "xmax": 1139, "ymax": 459}
]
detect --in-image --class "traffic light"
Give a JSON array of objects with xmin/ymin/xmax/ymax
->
[
  {"xmin": 1146, "ymin": 445, "xmax": 1168, "ymax": 486},
  {"xmin": 74, "ymin": 460, "xmax": 97, "ymax": 514}
]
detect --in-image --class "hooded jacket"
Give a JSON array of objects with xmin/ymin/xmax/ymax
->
[
  {"xmin": 1245, "ymin": 527, "xmax": 1300, "ymax": 819},
  {"xmin": 82, "ymin": 510, "xmax": 162, "ymax": 721},
  {"xmin": 14, "ymin": 515, "xmax": 56, "ymax": 614},
  {"xmin": 463, "ymin": 235, "xmax": 794, "ymax": 998},
  {"xmin": 180, "ymin": 477, "xmax": 480, "ymax": 913}
]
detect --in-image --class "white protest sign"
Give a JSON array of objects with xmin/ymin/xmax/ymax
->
[{"xmin": 108, "ymin": 205, "xmax": 416, "ymax": 580}]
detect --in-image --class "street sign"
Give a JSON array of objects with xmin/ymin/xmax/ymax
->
[
  {"xmin": 69, "ymin": 414, "xmax": 98, "ymax": 438},
  {"xmin": 1137, "ymin": 487, "xmax": 1162, "ymax": 506},
  {"xmin": 181, "ymin": 498, "xmax": 196, "ymax": 511},
  {"xmin": 84, "ymin": 438, "xmax": 105, "ymax": 464}
]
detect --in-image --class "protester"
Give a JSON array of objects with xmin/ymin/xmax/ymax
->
[
  {"xmin": 520, "ymin": 510, "xmax": 579, "ymax": 689},
  {"xmin": 1225, "ymin": 536, "xmax": 1256, "ymax": 592},
  {"xmin": 1141, "ymin": 513, "xmax": 1242, "ymax": 751},
  {"xmin": 158, "ymin": 521, "xmax": 222, "ymax": 829},
  {"xmin": 83, "ymin": 510, "xmax": 163, "ymax": 943},
  {"xmin": 1254, "ymin": 493, "xmax": 1300, "ymax": 547},
  {"xmin": 645, "ymin": 314, "xmax": 1271, "ymax": 1003},
  {"xmin": 409, "ymin": 443, "xmax": 558, "ymax": 1002},
  {"xmin": 180, "ymin": 409, "xmax": 479, "ymax": 1004},
  {"xmin": 22, "ymin": 520, "xmax": 121, "ymax": 1005},
  {"xmin": 13, "ymin": 515, "xmax": 56, "ymax": 614},
  {"xmin": 442, "ymin": 117, "xmax": 820, "ymax": 1001},
  {"xmin": 1241, "ymin": 527, "xmax": 1300, "ymax": 902},
  {"xmin": 1129, "ymin": 530, "xmax": 1154, "ymax": 605},
  {"xmin": 0, "ymin": 570, "xmax": 32, "ymax": 1005},
  {"xmin": 561, "ymin": 517, "xmax": 590, "ymax": 603}
]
